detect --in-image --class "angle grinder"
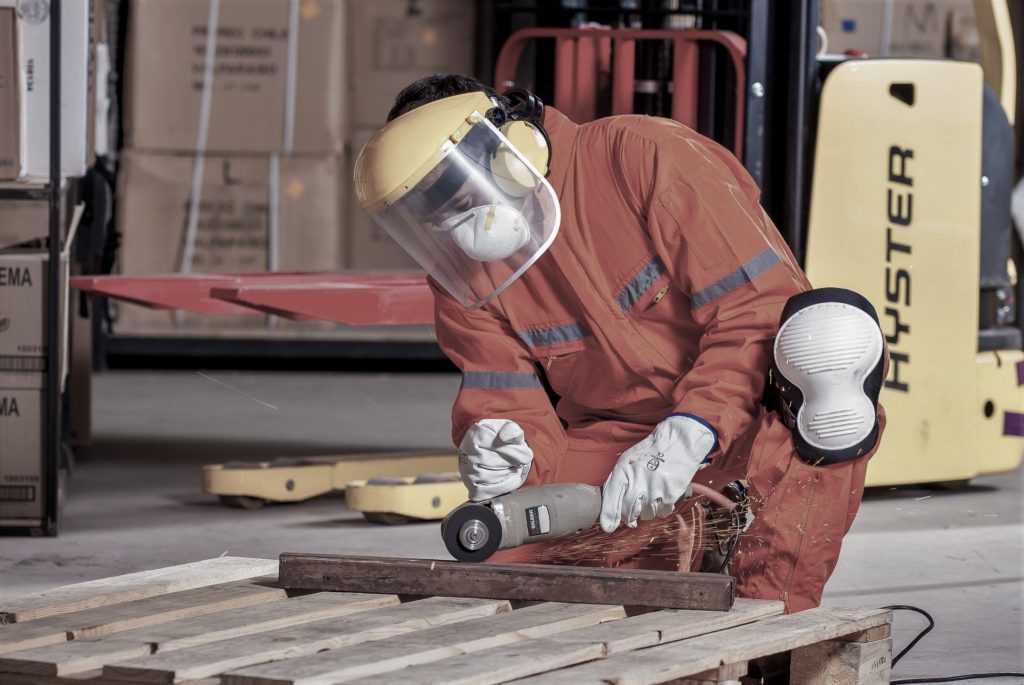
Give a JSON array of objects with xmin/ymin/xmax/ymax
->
[{"xmin": 441, "ymin": 483, "xmax": 602, "ymax": 562}]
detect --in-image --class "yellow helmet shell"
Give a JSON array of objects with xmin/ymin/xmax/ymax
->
[{"xmin": 353, "ymin": 91, "xmax": 496, "ymax": 210}]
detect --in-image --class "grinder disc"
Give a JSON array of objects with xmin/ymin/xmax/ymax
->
[{"xmin": 442, "ymin": 503, "xmax": 502, "ymax": 562}]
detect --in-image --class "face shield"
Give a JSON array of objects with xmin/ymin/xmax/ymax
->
[{"xmin": 362, "ymin": 116, "xmax": 560, "ymax": 309}]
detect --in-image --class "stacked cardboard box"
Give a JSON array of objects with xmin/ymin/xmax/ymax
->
[
  {"xmin": 115, "ymin": 0, "xmax": 477, "ymax": 334},
  {"xmin": 0, "ymin": 0, "xmax": 90, "ymax": 181},
  {"xmin": 344, "ymin": 0, "xmax": 477, "ymax": 270},
  {"xmin": 821, "ymin": 0, "xmax": 979, "ymax": 59},
  {"xmin": 0, "ymin": 209, "xmax": 76, "ymax": 526},
  {"xmin": 115, "ymin": 0, "xmax": 348, "ymax": 333}
]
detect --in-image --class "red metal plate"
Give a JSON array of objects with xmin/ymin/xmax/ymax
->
[{"xmin": 70, "ymin": 272, "xmax": 433, "ymax": 324}]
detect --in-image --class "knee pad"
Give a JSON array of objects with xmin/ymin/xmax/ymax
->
[{"xmin": 770, "ymin": 287, "xmax": 885, "ymax": 465}]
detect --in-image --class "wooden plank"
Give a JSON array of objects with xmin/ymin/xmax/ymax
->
[
  {"xmin": 0, "ymin": 577, "xmax": 283, "ymax": 655},
  {"xmin": 0, "ymin": 557, "xmax": 277, "ymax": 624},
  {"xmin": 0, "ymin": 592, "xmax": 398, "ymax": 677},
  {"xmin": 790, "ymin": 637, "xmax": 893, "ymax": 684},
  {"xmin": 339, "ymin": 599, "xmax": 783, "ymax": 685},
  {"xmin": 222, "ymin": 602, "xmax": 627, "ymax": 685},
  {"xmin": 0, "ymin": 640, "xmax": 151, "ymax": 679},
  {"xmin": 674, "ymin": 661, "xmax": 748, "ymax": 684},
  {"xmin": 102, "ymin": 597, "xmax": 509, "ymax": 684},
  {"xmin": 279, "ymin": 554, "xmax": 735, "ymax": 611},
  {"xmin": 513, "ymin": 607, "xmax": 892, "ymax": 685}
]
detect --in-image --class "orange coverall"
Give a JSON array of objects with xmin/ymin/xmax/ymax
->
[{"xmin": 432, "ymin": 108, "xmax": 885, "ymax": 613}]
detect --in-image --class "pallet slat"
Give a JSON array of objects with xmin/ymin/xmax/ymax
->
[
  {"xmin": 0, "ymin": 557, "xmax": 278, "ymax": 624},
  {"xmin": 0, "ymin": 578, "xmax": 284, "ymax": 655},
  {"xmin": 0, "ymin": 593, "xmax": 398, "ymax": 677},
  {"xmin": 222, "ymin": 602, "xmax": 626, "ymax": 685},
  {"xmin": 279, "ymin": 554, "xmax": 735, "ymax": 611},
  {"xmin": 101, "ymin": 597, "xmax": 509, "ymax": 684},
  {"xmin": 0, "ymin": 557, "xmax": 893, "ymax": 685},
  {"xmin": 512, "ymin": 607, "xmax": 893, "ymax": 685},
  {"xmin": 339, "ymin": 599, "xmax": 784, "ymax": 685}
]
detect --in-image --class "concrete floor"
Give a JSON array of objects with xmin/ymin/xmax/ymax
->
[{"xmin": 0, "ymin": 370, "xmax": 1021, "ymax": 682}]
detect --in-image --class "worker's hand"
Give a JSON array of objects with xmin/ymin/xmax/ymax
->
[
  {"xmin": 599, "ymin": 414, "xmax": 717, "ymax": 533},
  {"xmin": 458, "ymin": 419, "xmax": 534, "ymax": 501}
]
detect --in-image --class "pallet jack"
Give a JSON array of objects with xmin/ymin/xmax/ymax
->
[
  {"xmin": 204, "ymin": 451, "xmax": 457, "ymax": 511},
  {"xmin": 346, "ymin": 473, "xmax": 467, "ymax": 524}
]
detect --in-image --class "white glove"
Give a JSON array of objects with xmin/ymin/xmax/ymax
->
[
  {"xmin": 599, "ymin": 414, "xmax": 717, "ymax": 533},
  {"xmin": 458, "ymin": 419, "xmax": 534, "ymax": 501}
]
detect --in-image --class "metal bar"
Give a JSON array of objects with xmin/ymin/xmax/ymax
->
[
  {"xmin": 492, "ymin": 4, "xmax": 748, "ymax": 20},
  {"xmin": 574, "ymin": 35, "xmax": 598, "ymax": 122},
  {"xmin": 553, "ymin": 36, "xmax": 577, "ymax": 117},
  {"xmin": 101, "ymin": 337, "xmax": 447, "ymax": 362},
  {"xmin": 278, "ymin": 554, "xmax": 736, "ymax": 611},
  {"xmin": 611, "ymin": 37, "xmax": 636, "ymax": 115},
  {"xmin": 69, "ymin": 273, "xmax": 430, "ymax": 317},
  {"xmin": 743, "ymin": 0, "xmax": 770, "ymax": 191},
  {"xmin": 493, "ymin": 27, "xmax": 746, "ymax": 137},
  {"xmin": 209, "ymin": 282, "xmax": 435, "ymax": 325},
  {"xmin": 671, "ymin": 39, "xmax": 699, "ymax": 129},
  {"xmin": 45, "ymin": 0, "xmax": 62, "ymax": 535},
  {"xmin": 0, "ymin": 187, "xmax": 50, "ymax": 200},
  {"xmin": 783, "ymin": 0, "xmax": 818, "ymax": 263},
  {"xmin": 716, "ymin": 30, "xmax": 748, "ymax": 158}
]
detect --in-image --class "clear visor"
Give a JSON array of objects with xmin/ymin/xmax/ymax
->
[{"xmin": 365, "ymin": 118, "xmax": 560, "ymax": 309}]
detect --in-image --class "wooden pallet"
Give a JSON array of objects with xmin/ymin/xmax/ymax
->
[{"xmin": 0, "ymin": 557, "xmax": 893, "ymax": 684}]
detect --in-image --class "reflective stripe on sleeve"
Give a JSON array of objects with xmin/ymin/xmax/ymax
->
[
  {"xmin": 692, "ymin": 248, "xmax": 780, "ymax": 308},
  {"xmin": 517, "ymin": 321, "xmax": 590, "ymax": 348},
  {"xmin": 461, "ymin": 371, "xmax": 543, "ymax": 390},
  {"xmin": 617, "ymin": 257, "xmax": 667, "ymax": 311}
]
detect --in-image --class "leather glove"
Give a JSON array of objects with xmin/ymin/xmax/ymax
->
[
  {"xmin": 458, "ymin": 419, "xmax": 534, "ymax": 501},
  {"xmin": 599, "ymin": 414, "xmax": 717, "ymax": 533}
]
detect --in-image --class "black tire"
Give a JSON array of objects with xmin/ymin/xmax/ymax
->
[
  {"xmin": 219, "ymin": 495, "xmax": 268, "ymax": 510},
  {"xmin": 925, "ymin": 479, "xmax": 971, "ymax": 491},
  {"xmin": 362, "ymin": 512, "xmax": 421, "ymax": 525}
]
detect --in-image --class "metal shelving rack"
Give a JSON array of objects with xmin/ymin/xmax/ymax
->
[{"xmin": 0, "ymin": 0, "xmax": 63, "ymax": 535}]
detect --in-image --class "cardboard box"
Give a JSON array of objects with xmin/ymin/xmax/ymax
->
[
  {"xmin": 822, "ymin": 0, "xmax": 974, "ymax": 58},
  {"xmin": 115, "ymin": 151, "xmax": 344, "ymax": 331},
  {"xmin": 947, "ymin": 7, "xmax": 979, "ymax": 63},
  {"xmin": 0, "ymin": 9, "xmax": 19, "ymax": 180},
  {"xmin": 348, "ymin": 0, "xmax": 477, "ymax": 127},
  {"xmin": 0, "ymin": 186, "xmax": 68, "ymax": 249},
  {"xmin": 0, "ymin": 248, "xmax": 70, "ymax": 384},
  {"xmin": 0, "ymin": 380, "xmax": 45, "ymax": 521},
  {"xmin": 0, "ymin": 0, "xmax": 90, "ymax": 180},
  {"xmin": 125, "ymin": 0, "xmax": 346, "ymax": 155},
  {"xmin": 344, "ymin": 128, "xmax": 419, "ymax": 270}
]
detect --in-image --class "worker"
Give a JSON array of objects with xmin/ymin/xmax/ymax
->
[{"xmin": 354, "ymin": 74, "xmax": 887, "ymax": 616}]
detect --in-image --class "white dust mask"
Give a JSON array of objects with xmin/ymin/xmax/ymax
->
[{"xmin": 443, "ymin": 204, "xmax": 531, "ymax": 262}]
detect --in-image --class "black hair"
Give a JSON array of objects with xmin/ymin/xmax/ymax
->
[{"xmin": 386, "ymin": 73, "xmax": 510, "ymax": 123}]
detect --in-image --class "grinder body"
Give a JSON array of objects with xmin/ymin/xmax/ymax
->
[{"xmin": 442, "ymin": 483, "xmax": 602, "ymax": 562}]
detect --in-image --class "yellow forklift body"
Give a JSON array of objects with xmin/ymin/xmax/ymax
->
[{"xmin": 806, "ymin": 59, "xmax": 1023, "ymax": 486}]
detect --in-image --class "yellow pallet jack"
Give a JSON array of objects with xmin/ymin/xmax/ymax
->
[
  {"xmin": 346, "ymin": 473, "xmax": 468, "ymax": 524},
  {"xmin": 203, "ymin": 451, "xmax": 458, "ymax": 510}
]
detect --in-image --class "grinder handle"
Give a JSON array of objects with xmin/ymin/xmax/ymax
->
[{"xmin": 492, "ymin": 483, "xmax": 602, "ymax": 549}]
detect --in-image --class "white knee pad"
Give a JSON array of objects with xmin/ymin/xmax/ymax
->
[{"xmin": 770, "ymin": 288, "xmax": 885, "ymax": 464}]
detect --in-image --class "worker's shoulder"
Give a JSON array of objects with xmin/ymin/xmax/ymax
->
[
  {"xmin": 578, "ymin": 114, "xmax": 698, "ymax": 144},
  {"xmin": 577, "ymin": 114, "xmax": 715, "ymax": 166}
]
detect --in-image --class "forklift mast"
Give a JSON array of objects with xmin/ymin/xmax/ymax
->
[{"xmin": 481, "ymin": 0, "xmax": 821, "ymax": 263}]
